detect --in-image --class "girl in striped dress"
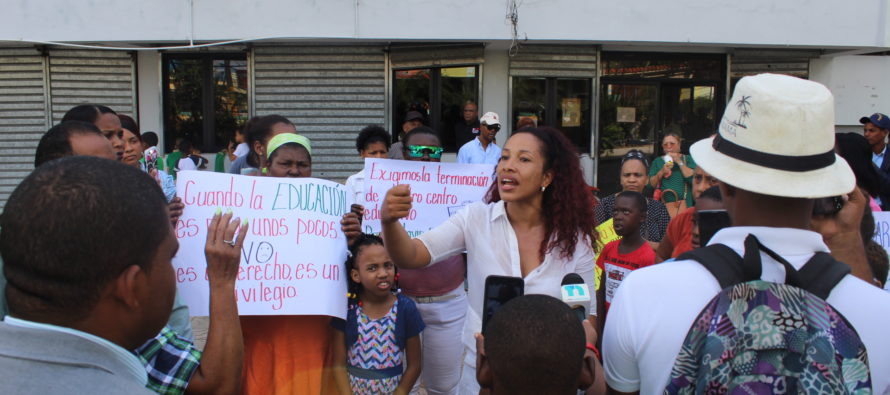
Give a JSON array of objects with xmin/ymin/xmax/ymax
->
[{"xmin": 332, "ymin": 234, "xmax": 425, "ymax": 395}]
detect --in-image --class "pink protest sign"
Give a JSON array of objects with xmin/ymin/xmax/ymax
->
[{"xmin": 174, "ymin": 171, "xmax": 349, "ymax": 318}]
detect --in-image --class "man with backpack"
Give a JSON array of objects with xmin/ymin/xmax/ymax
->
[{"xmin": 602, "ymin": 73, "xmax": 890, "ymax": 394}]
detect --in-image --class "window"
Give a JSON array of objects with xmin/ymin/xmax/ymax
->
[
  {"xmin": 392, "ymin": 66, "xmax": 478, "ymax": 151},
  {"xmin": 511, "ymin": 77, "xmax": 592, "ymax": 153},
  {"xmin": 162, "ymin": 54, "xmax": 248, "ymax": 153}
]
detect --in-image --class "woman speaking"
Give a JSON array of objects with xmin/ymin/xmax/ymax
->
[{"xmin": 379, "ymin": 127, "xmax": 598, "ymax": 393}]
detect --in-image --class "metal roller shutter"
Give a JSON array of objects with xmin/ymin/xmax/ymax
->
[
  {"xmin": 730, "ymin": 49, "xmax": 821, "ymax": 80},
  {"xmin": 0, "ymin": 47, "xmax": 48, "ymax": 209},
  {"xmin": 252, "ymin": 45, "xmax": 386, "ymax": 181},
  {"xmin": 509, "ymin": 44, "xmax": 597, "ymax": 78},
  {"xmin": 47, "ymin": 49, "xmax": 136, "ymax": 122},
  {"xmin": 389, "ymin": 43, "xmax": 484, "ymax": 69}
]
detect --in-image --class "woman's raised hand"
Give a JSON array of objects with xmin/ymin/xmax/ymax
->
[
  {"xmin": 381, "ymin": 184, "xmax": 413, "ymax": 225},
  {"xmin": 205, "ymin": 209, "xmax": 248, "ymax": 286}
]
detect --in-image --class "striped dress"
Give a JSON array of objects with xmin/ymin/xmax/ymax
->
[{"xmin": 347, "ymin": 300, "xmax": 403, "ymax": 394}]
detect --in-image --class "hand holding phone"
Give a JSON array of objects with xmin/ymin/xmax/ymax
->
[
  {"xmin": 144, "ymin": 147, "xmax": 159, "ymax": 180},
  {"xmin": 481, "ymin": 275, "xmax": 524, "ymax": 334}
]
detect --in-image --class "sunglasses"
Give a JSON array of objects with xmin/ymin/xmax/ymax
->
[
  {"xmin": 621, "ymin": 150, "xmax": 649, "ymax": 167},
  {"xmin": 484, "ymin": 124, "xmax": 501, "ymax": 132},
  {"xmin": 406, "ymin": 145, "xmax": 444, "ymax": 159}
]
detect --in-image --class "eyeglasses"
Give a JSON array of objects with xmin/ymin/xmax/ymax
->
[
  {"xmin": 406, "ymin": 145, "xmax": 444, "ymax": 159},
  {"xmin": 484, "ymin": 124, "xmax": 501, "ymax": 132}
]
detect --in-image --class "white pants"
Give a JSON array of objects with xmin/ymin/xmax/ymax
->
[
  {"xmin": 408, "ymin": 286, "xmax": 467, "ymax": 395},
  {"xmin": 458, "ymin": 362, "xmax": 481, "ymax": 394}
]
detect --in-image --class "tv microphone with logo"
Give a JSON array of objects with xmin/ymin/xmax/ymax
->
[{"xmin": 560, "ymin": 273, "xmax": 590, "ymax": 321}]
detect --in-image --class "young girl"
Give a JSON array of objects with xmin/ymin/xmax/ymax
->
[{"xmin": 332, "ymin": 234, "xmax": 424, "ymax": 395}]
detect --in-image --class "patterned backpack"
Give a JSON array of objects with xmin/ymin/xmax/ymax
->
[{"xmin": 664, "ymin": 234, "xmax": 872, "ymax": 394}]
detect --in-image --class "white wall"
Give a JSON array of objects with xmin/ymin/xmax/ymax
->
[
  {"xmin": 3, "ymin": 0, "xmax": 889, "ymax": 49},
  {"xmin": 811, "ymin": 55, "xmax": 890, "ymax": 127},
  {"xmin": 136, "ymin": 51, "xmax": 164, "ymax": 150}
]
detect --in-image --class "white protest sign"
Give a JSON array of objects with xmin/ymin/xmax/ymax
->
[
  {"xmin": 872, "ymin": 211, "xmax": 890, "ymax": 290},
  {"xmin": 173, "ymin": 171, "xmax": 349, "ymax": 318},
  {"xmin": 360, "ymin": 158, "xmax": 494, "ymax": 236}
]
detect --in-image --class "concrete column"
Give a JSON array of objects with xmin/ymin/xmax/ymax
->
[{"xmin": 136, "ymin": 51, "xmax": 164, "ymax": 151}]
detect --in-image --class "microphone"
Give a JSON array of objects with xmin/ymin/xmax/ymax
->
[{"xmin": 560, "ymin": 273, "xmax": 590, "ymax": 321}]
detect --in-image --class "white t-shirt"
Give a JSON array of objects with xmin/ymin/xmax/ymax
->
[
  {"xmin": 233, "ymin": 142, "xmax": 249, "ymax": 158},
  {"xmin": 345, "ymin": 170, "xmax": 363, "ymax": 206},
  {"xmin": 177, "ymin": 157, "xmax": 197, "ymax": 172},
  {"xmin": 603, "ymin": 226, "xmax": 890, "ymax": 394},
  {"xmin": 416, "ymin": 200, "xmax": 597, "ymax": 368}
]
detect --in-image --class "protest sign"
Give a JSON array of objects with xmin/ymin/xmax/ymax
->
[
  {"xmin": 873, "ymin": 212, "xmax": 890, "ymax": 253},
  {"xmin": 873, "ymin": 212, "xmax": 890, "ymax": 291},
  {"xmin": 173, "ymin": 171, "xmax": 350, "ymax": 318},
  {"xmin": 359, "ymin": 158, "xmax": 494, "ymax": 236}
]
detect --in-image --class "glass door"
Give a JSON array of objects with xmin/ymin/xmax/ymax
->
[
  {"xmin": 596, "ymin": 52, "xmax": 725, "ymax": 197},
  {"xmin": 163, "ymin": 54, "xmax": 248, "ymax": 153},
  {"xmin": 658, "ymin": 84, "xmax": 717, "ymax": 155},
  {"xmin": 597, "ymin": 82, "xmax": 658, "ymax": 196},
  {"xmin": 392, "ymin": 66, "xmax": 478, "ymax": 152}
]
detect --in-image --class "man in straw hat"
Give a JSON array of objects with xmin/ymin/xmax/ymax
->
[{"xmin": 601, "ymin": 74, "xmax": 890, "ymax": 394}]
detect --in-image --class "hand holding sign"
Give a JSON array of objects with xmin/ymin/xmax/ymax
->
[
  {"xmin": 205, "ymin": 209, "xmax": 249, "ymax": 288},
  {"xmin": 341, "ymin": 211, "xmax": 363, "ymax": 246},
  {"xmin": 381, "ymin": 184, "xmax": 414, "ymax": 225}
]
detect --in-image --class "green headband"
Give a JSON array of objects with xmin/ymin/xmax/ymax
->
[{"xmin": 267, "ymin": 133, "xmax": 312, "ymax": 159}]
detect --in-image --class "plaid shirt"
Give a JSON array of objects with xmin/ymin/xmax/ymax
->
[{"xmin": 135, "ymin": 326, "xmax": 203, "ymax": 395}]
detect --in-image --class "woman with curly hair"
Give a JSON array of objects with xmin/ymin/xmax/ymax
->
[{"xmin": 378, "ymin": 127, "xmax": 598, "ymax": 394}]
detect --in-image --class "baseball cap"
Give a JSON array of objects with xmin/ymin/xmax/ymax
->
[
  {"xmin": 859, "ymin": 113, "xmax": 890, "ymax": 130},
  {"xmin": 480, "ymin": 112, "xmax": 500, "ymax": 126}
]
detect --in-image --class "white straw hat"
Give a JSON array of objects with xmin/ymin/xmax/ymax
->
[{"xmin": 690, "ymin": 73, "xmax": 855, "ymax": 199}]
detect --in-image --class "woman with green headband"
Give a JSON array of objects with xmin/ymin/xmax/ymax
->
[
  {"xmin": 239, "ymin": 117, "xmax": 334, "ymax": 394},
  {"xmin": 265, "ymin": 133, "xmax": 313, "ymax": 178}
]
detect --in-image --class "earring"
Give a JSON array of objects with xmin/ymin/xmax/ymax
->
[{"xmin": 541, "ymin": 185, "xmax": 547, "ymax": 192}]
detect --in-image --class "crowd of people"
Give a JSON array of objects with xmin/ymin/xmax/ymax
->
[{"xmin": 0, "ymin": 73, "xmax": 889, "ymax": 395}]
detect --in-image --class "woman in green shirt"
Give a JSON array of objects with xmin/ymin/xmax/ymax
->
[{"xmin": 649, "ymin": 133, "xmax": 696, "ymax": 209}]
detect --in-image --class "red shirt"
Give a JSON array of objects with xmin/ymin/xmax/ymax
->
[
  {"xmin": 666, "ymin": 207, "xmax": 695, "ymax": 258},
  {"xmin": 596, "ymin": 239, "xmax": 655, "ymax": 310}
]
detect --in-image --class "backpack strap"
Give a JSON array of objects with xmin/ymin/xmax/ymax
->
[
  {"xmin": 677, "ymin": 234, "xmax": 849, "ymax": 298},
  {"xmin": 796, "ymin": 252, "xmax": 851, "ymax": 300},
  {"xmin": 676, "ymin": 244, "xmax": 748, "ymax": 288}
]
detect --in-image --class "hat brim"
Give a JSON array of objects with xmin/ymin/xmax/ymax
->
[
  {"xmin": 860, "ymin": 116, "xmax": 871, "ymax": 125},
  {"xmin": 690, "ymin": 137, "xmax": 856, "ymax": 199}
]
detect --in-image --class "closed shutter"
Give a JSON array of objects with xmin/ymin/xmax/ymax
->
[
  {"xmin": 390, "ymin": 43, "xmax": 484, "ymax": 69},
  {"xmin": 509, "ymin": 44, "xmax": 597, "ymax": 77},
  {"xmin": 730, "ymin": 49, "xmax": 820, "ymax": 80},
  {"xmin": 0, "ymin": 47, "xmax": 48, "ymax": 209},
  {"xmin": 253, "ymin": 45, "xmax": 386, "ymax": 181},
  {"xmin": 47, "ymin": 49, "xmax": 136, "ymax": 122}
]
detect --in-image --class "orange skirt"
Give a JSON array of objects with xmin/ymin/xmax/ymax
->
[{"xmin": 240, "ymin": 315, "xmax": 333, "ymax": 395}]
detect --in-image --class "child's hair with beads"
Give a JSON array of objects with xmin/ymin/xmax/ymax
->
[{"xmin": 345, "ymin": 233, "xmax": 399, "ymax": 304}]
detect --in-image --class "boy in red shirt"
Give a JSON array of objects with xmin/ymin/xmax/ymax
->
[{"xmin": 595, "ymin": 191, "xmax": 656, "ymax": 334}]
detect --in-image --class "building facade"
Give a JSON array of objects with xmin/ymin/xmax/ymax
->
[{"xmin": 1, "ymin": 0, "xmax": 888, "ymax": 207}]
